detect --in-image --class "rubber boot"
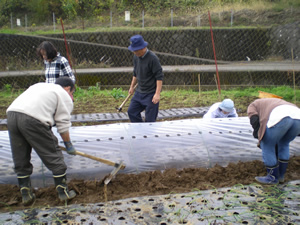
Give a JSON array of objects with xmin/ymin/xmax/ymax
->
[
  {"xmin": 53, "ymin": 173, "xmax": 76, "ymax": 201},
  {"xmin": 17, "ymin": 175, "xmax": 36, "ymax": 206},
  {"xmin": 255, "ymin": 165, "xmax": 279, "ymax": 185},
  {"xmin": 278, "ymin": 160, "xmax": 288, "ymax": 184}
]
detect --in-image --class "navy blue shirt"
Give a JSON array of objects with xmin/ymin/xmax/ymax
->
[{"xmin": 133, "ymin": 50, "xmax": 163, "ymax": 93}]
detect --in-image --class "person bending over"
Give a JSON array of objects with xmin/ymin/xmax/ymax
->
[
  {"xmin": 6, "ymin": 77, "xmax": 77, "ymax": 205},
  {"xmin": 248, "ymin": 98, "xmax": 300, "ymax": 185}
]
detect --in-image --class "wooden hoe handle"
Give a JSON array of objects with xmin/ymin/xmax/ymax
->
[
  {"xmin": 60, "ymin": 146, "xmax": 125, "ymax": 169},
  {"xmin": 118, "ymin": 83, "xmax": 138, "ymax": 110}
]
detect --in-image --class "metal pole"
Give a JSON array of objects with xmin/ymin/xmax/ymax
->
[
  {"xmin": 11, "ymin": 13, "xmax": 13, "ymax": 29},
  {"xmin": 53, "ymin": 12, "xmax": 56, "ymax": 31},
  {"xmin": 171, "ymin": 9, "xmax": 173, "ymax": 27},
  {"xmin": 208, "ymin": 11, "xmax": 221, "ymax": 97},
  {"xmin": 25, "ymin": 14, "xmax": 27, "ymax": 32},
  {"xmin": 197, "ymin": 15, "xmax": 200, "ymax": 27},
  {"xmin": 110, "ymin": 10, "xmax": 112, "ymax": 28},
  {"xmin": 142, "ymin": 10, "xmax": 144, "ymax": 28},
  {"xmin": 231, "ymin": 10, "xmax": 233, "ymax": 27},
  {"xmin": 291, "ymin": 48, "xmax": 296, "ymax": 104},
  {"xmin": 60, "ymin": 18, "xmax": 72, "ymax": 69}
]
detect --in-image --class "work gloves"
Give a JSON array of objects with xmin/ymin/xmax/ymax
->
[{"xmin": 64, "ymin": 141, "xmax": 76, "ymax": 155}]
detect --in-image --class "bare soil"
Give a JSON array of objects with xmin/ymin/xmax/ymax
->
[{"xmin": 1, "ymin": 155, "xmax": 300, "ymax": 213}]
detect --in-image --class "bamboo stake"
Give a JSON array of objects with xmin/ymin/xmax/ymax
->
[
  {"xmin": 291, "ymin": 48, "xmax": 296, "ymax": 104},
  {"xmin": 214, "ymin": 74, "xmax": 221, "ymax": 101},
  {"xmin": 198, "ymin": 74, "xmax": 201, "ymax": 97}
]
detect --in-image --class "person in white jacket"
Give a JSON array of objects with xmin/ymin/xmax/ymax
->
[
  {"xmin": 6, "ymin": 77, "xmax": 77, "ymax": 206},
  {"xmin": 203, "ymin": 99, "xmax": 238, "ymax": 119}
]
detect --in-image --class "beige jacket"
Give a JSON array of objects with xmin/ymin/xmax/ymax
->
[{"xmin": 7, "ymin": 83, "xmax": 73, "ymax": 134}]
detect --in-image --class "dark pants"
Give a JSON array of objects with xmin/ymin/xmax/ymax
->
[
  {"xmin": 7, "ymin": 112, "xmax": 67, "ymax": 176},
  {"xmin": 127, "ymin": 91, "xmax": 159, "ymax": 122}
]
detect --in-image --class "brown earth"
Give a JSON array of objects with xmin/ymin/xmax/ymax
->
[{"xmin": 1, "ymin": 155, "xmax": 300, "ymax": 213}]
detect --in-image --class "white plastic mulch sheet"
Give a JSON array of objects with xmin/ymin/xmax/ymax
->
[
  {"xmin": 1, "ymin": 180, "xmax": 299, "ymax": 224},
  {"xmin": 0, "ymin": 117, "xmax": 300, "ymax": 187}
]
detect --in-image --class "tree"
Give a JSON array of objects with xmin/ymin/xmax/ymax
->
[
  {"xmin": 0, "ymin": 0, "xmax": 27, "ymax": 26},
  {"xmin": 61, "ymin": 0, "xmax": 78, "ymax": 20}
]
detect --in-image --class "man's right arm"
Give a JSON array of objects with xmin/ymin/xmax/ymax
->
[
  {"xmin": 129, "ymin": 77, "xmax": 137, "ymax": 95},
  {"xmin": 60, "ymin": 131, "xmax": 76, "ymax": 155}
]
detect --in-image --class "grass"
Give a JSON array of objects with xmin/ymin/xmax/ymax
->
[
  {"xmin": 1, "ymin": 85, "xmax": 299, "ymax": 121},
  {"xmin": 0, "ymin": 84, "xmax": 299, "ymax": 131},
  {"xmin": 0, "ymin": 23, "xmax": 261, "ymax": 36}
]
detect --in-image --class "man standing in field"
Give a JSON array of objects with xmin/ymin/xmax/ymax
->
[
  {"xmin": 127, "ymin": 34, "xmax": 164, "ymax": 122},
  {"xmin": 6, "ymin": 77, "xmax": 77, "ymax": 205}
]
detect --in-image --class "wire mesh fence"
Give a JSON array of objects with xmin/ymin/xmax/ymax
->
[
  {"xmin": 5, "ymin": 6, "xmax": 298, "ymax": 31},
  {"xmin": 0, "ymin": 11, "xmax": 299, "ymax": 91}
]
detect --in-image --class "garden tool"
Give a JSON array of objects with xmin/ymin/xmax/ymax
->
[
  {"xmin": 60, "ymin": 146, "xmax": 125, "ymax": 182},
  {"xmin": 104, "ymin": 160, "xmax": 124, "ymax": 185},
  {"xmin": 116, "ymin": 83, "xmax": 138, "ymax": 112}
]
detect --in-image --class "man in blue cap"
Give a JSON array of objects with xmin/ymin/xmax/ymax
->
[
  {"xmin": 127, "ymin": 34, "xmax": 164, "ymax": 122},
  {"xmin": 203, "ymin": 99, "xmax": 238, "ymax": 119}
]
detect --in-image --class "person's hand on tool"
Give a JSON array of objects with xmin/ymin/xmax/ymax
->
[
  {"xmin": 128, "ymin": 86, "xmax": 135, "ymax": 95},
  {"xmin": 152, "ymin": 93, "xmax": 160, "ymax": 104},
  {"xmin": 257, "ymin": 142, "xmax": 261, "ymax": 149},
  {"xmin": 64, "ymin": 141, "xmax": 76, "ymax": 155}
]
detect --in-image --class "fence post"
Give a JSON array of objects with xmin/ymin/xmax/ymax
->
[
  {"xmin": 25, "ymin": 14, "xmax": 27, "ymax": 32},
  {"xmin": 171, "ymin": 9, "xmax": 173, "ymax": 27},
  {"xmin": 142, "ymin": 10, "xmax": 144, "ymax": 28},
  {"xmin": 11, "ymin": 13, "xmax": 13, "ymax": 29},
  {"xmin": 231, "ymin": 10, "xmax": 233, "ymax": 27},
  {"xmin": 291, "ymin": 48, "xmax": 296, "ymax": 104},
  {"xmin": 110, "ymin": 10, "xmax": 112, "ymax": 28},
  {"xmin": 53, "ymin": 12, "xmax": 56, "ymax": 31},
  {"xmin": 197, "ymin": 14, "xmax": 201, "ymax": 27}
]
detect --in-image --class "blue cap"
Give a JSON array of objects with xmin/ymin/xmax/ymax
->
[
  {"xmin": 128, "ymin": 35, "xmax": 148, "ymax": 52},
  {"xmin": 219, "ymin": 99, "xmax": 234, "ymax": 112}
]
